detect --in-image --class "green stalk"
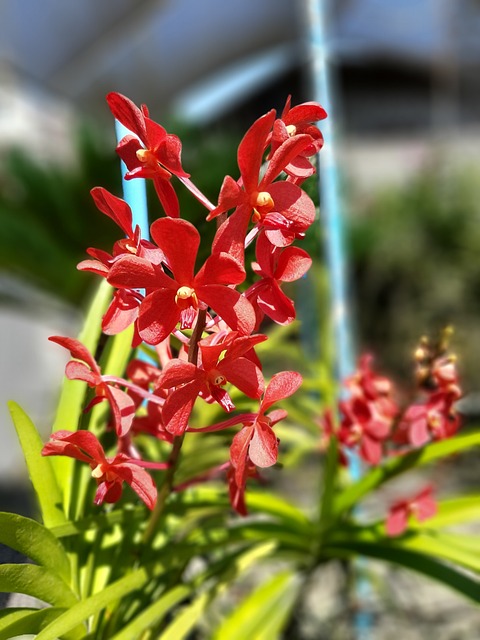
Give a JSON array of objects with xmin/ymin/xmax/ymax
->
[{"xmin": 141, "ymin": 308, "xmax": 207, "ymax": 549}]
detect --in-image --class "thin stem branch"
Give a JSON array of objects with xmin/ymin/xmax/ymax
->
[{"xmin": 141, "ymin": 308, "xmax": 207, "ymax": 548}]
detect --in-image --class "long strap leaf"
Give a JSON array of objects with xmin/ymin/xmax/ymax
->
[
  {"xmin": 8, "ymin": 401, "xmax": 65, "ymax": 528},
  {"xmin": 0, "ymin": 564, "xmax": 77, "ymax": 608},
  {"xmin": 0, "ymin": 607, "xmax": 82, "ymax": 640},
  {"xmin": 0, "ymin": 512, "xmax": 70, "ymax": 583},
  {"xmin": 324, "ymin": 541, "xmax": 480, "ymax": 603},
  {"xmin": 333, "ymin": 430, "xmax": 480, "ymax": 519},
  {"xmin": 35, "ymin": 562, "xmax": 167, "ymax": 640},
  {"xmin": 213, "ymin": 570, "xmax": 301, "ymax": 640}
]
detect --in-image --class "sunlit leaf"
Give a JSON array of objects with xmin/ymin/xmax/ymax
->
[
  {"xmin": 213, "ymin": 570, "xmax": 301, "ymax": 640},
  {"xmin": 0, "ymin": 512, "xmax": 70, "ymax": 583},
  {"xmin": 0, "ymin": 564, "xmax": 77, "ymax": 608},
  {"xmin": 8, "ymin": 402, "xmax": 66, "ymax": 528}
]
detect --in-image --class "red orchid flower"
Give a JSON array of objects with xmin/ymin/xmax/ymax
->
[
  {"xmin": 226, "ymin": 460, "xmax": 261, "ymax": 516},
  {"xmin": 246, "ymin": 230, "xmax": 312, "ymax": 327},
  {"xmin": 229, "ymin": 371, "xmax": 303, "ymax": 490},
  {"xmin": 338, "ymin": 396, "xmax": 394, "ymax": 466},
  {"xmin": 156, "ymin": 332, "xmax": 267, "ymax": 435},
  {"xmin": 42, "ymin": 430, "xmax": 161, "ymax": 509},
  {"xmin": 49, "ymin": 336, "xmax": 136, "ymax": 437},
  {"xmin": 394, "ymin": 389, "xmax": 461, "ymax": 447},
  {"xmin": 106, "ymin": 92, "xmax": 189, "ymax": 218},
  {"xmin": 386, "ymin": 485, "xmax": 437, "ymax": 536},
  {"xmin": 207, "ymin": 110, "xmax": 316, "ymax": 263},
  {"xmin": 267, "ymin": 96, "xmax": 327, "ymax": 181},
  {"xmin": 107, "ymin": 217, "xmax": 256, "ymax": 345}
]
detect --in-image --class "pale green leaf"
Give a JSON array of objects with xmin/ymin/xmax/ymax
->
[
  {"xmin": 213, "ymin": 570, "xmax": 301, "ymax": 640},
  {"xmin": 413, "ymin": 495, "xmax": 480, "ymax": 530},
  {"xmin": 8, "ymin": 402, "xmax": 66, "ymax": 528},
  {"xmin": 0, "ymin": 564, "xmax": 77, "ymax": 608},
  {"xmin": 0, "ymin": 512, "xmax": 70, "ymax": 583},
  {"xmin": 110, "ymin": 585, "xmax": 191, "ymax": 640},
  {"xmin": 333, "ymin": 430, "xmax": 480, "ymax": 518},
  {"xmin": 0, "ymin": 607, "xmax": 83, "ymax": 640},
  {"xmin": 324, "ymin": 541, "xmax": 480, "ymax": 603},
  {"xmin": 160, "ymin": 542, "xmax": 278, "ymax": 640},
  {"xmin": 35, "ymin": 562, "xmax": 167, "ymax": 640}
]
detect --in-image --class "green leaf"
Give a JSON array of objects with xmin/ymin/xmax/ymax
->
[
  {"xmin": 333, "ymin": 430, "xmax": 480, "ymax": 519},
  {"xmin": 159, "ymin": 541, "xmax": 278, "ymax": 640},
  {"xmin": 110, "ymin": 585, "xmax": 191, "ymax": 640},
  {"xmin": 35, "ymin": 562, "xmax": 167, "ymax": 640},
  {"xmin": 0, "ymin": 512, "xmax": 70, "ymax": 584},
  {"xmin": 8, "ymin": 402, "xmax": 66, "ymax": 528},
  {"xmin": 397, "ymin": 531, "xmax": 480, "ymax": 572},
  {"xmin": 246, "ymin": 490, "xmax": 312, "ymax": 533},
  {"xmin": 0, "ymin": 564, "xmax": 77, "ymax": 608},
  {"xmin": 414, "ymin": 495, "xmax": 480, "ymax": 529},
  {"xmin": 324, "ymin": 541, "xmax": 480, "ymax": 603},
  {"xmin": 213, "ymin": 570, "xmax": 301, "ymax": 640},
  {"xmin": 0, "ymin": 607, "xmax": 83, "ymax": 640}
]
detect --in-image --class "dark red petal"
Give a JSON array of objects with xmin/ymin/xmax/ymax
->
[
  {"xmin": 262, "ymin": 371, "xmax": 302, "ymax": 412},
  {"xmin": 157, "ymin": 359, "xmax": 199, "ymax": 389},
  {"xmin": 107, "ymin": 386, "xmax": 136, "ymax": 437},
  {"xmin": 211, "ymin": 206, "xmax": 250, "ymax": 266},
  {"xmin": 386, "ymin": 506, "xmax": 408, "ymax": 537},
  {"xmin": 113, "ymin": 462, "xmax": 157, "ymax": 510},
  {"xmin": 116, "ymin": 135, "xmax": 143, "ymax": 173},
  {"xmin": 257, "ymin": 283, "xmax": 296, "ymax": 325},
  {"xmin": 49, "ymin": 336, "xmax": 100, "ymax": 374},
  {"xmin": 230, "ymin": 426, "xmax": 254, "ymax": 487},
  {"xmin": 108, "ymin": 254, "xmax": 172, "ymax": 290},
  {"xmin": 284, "ymin": 102, "xmax": 327, "ymax": 126},
  {"xmin": 261, "ymin": 134, "xmax": 312, "ymax": 186},
  {"xmin": 77, "ymin": 259, "xmax": 110, "ymax": 277},
  {"xmin": 195, "ymin": 252, "xmax": 246, "ymax": 287},
  {"xmin": 65, "ymin": 361, "xmax": 100, "ymax": 386},
  {"xmin": 207, "ymin": 175, "xmax": 244, "ymax": 220},
  {"xmin": 106, "ymin": 92, "xmax": 147, "ymax": 142},
  {"xmin": 275, "ymin": 246, "xmax": 312, "ymax": 282},
  {"xmin": 359, "ymin": 435, "xmax": 382, "ymax": 465},
  {"xmin": 150, "ymin": 217, "xmax": 199, "ymax": 283},
  {"xmin": 163, "ymin": 379, "xmax": 203, "ymax": 435},
  {"xmin": 90, "ymin": 187, "xmax": 133, "ymax": 237},
  {"xmin": 238, "ymin": 109, "xmax": 276, "ymax": 193},
  {"xmin": 102, "ymin": 290, "xmax": 139, "ymax": 336},
  {"xmin": 219, "ymin": 357, "xmax": 264, "ymax": 398},
  {"xmin": 198, "ymin": 285, "xmax": 255, "ymax": 336},
  {"xmin": 153, "ymin": 176, "xmax": 180, "ymax": 218},
  {"xmin": 249, "ymin": 421, "xmax": 278, "ymax": 468},
  {"xmin": 138, "ymin": 289, "xmax": 180, "ymax": 345},
  {"xmin": 267, "ymin": 182, "xmax": 316, "ymax": 230},
  {"xmin": 254, "ymin": 231, "xmax": 278, "ymax": 276},
  {"xmin": 155, "ymin": 133, "xmax": 189, "ymax": 178},
  {"xmin": 42, "ymin": 430, "xmax": 106, "ymax": 464},
  {"xmin": 143, "ymin": 116, "xmax": 167, "ymax": 148}
]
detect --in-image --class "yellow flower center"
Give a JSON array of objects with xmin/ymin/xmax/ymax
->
[
  {"xmin": 286, "ymin": 124, "xmax": 297, "ymax": 136},
  {"xmin": 251, "ymin": 191, "xmax": 274, "ymax": 223}
]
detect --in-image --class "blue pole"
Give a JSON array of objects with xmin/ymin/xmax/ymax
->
[
  {"xmin": 304, "ymin": 1, "xmax": 372, "ymax": 638},
  {"xmin": 114, "ymin": 121, "xmax": 150, "ymax": 241},
  {"xmin": 114, "ymin": 120, "xmax": 153, "ymax": 363}
]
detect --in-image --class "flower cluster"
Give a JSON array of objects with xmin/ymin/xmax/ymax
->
[
  {"xmin": 42, "ymin": 92, "xmax": 326, "ymax": 513},
  {"xmin": 320, "ymin": 331, "xmax": 463, "ymax": 535}
]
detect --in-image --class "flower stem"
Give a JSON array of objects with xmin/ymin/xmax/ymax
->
[{"xmin": 141, "ymin": 308, "xmax": 207, "ymax": 548}]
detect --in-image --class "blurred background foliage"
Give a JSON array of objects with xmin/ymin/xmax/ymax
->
[{"xmin": 348, "ymin": 162, "xmax": 480, "ymax": 390}]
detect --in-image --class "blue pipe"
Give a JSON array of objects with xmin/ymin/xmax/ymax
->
[{"xmin": 304, "ymin": 1, "xmax": 372, "ymax": 638}]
